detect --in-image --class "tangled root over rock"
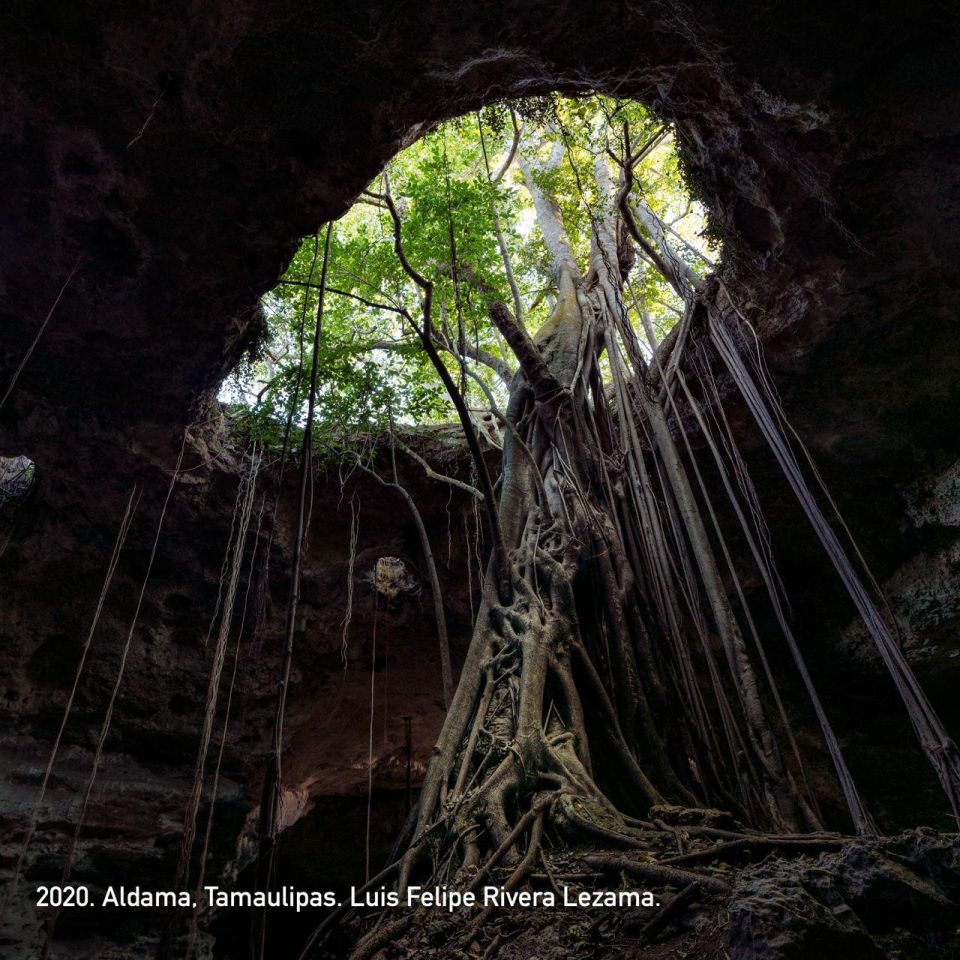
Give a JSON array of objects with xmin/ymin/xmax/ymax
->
[{"xmin": 329, "ymin": 827, "xmax": 960, "ymax": 960}]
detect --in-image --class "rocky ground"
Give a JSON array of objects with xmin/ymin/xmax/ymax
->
[{"xmin": 321, "ymin": 814, "xmax": 960, "ymax": 960}]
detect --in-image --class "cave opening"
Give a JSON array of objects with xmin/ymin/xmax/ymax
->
[{"xmin": 4, "ymin": 7, "xmax": 960, "ymax": 958}]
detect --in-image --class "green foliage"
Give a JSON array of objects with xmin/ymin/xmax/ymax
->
[{"xmin": 220, "ymin": 94, "xmax": 718, "ymax": 449}]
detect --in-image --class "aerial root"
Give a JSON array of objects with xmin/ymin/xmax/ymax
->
[
  {"xmin": 582, "ymin": 853, "xmax": 732, "ymax": 895},
  {"xmin": 660, "ymin": 834, "xmax": 845, "ymax": 867},
  {"xmin": 466, "ymin": 809, "xmax": 545, "ymax": 936}
]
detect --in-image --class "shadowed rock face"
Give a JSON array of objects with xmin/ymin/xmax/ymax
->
[
  {"xmin": 2, "ymin": 1, "xmax": 960, "ymax": 957},
  {"xmin": 727, "ymin": 831, "xmax": 960, "ymax": 960},
  {"xmin": 0, "ymin": 424, "xmax": 482, "ymax": 958}
]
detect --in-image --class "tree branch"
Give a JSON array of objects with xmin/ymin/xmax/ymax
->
[
  {"xmin": 519, "ymin": 137, "xmax": 581, "ymax": 283},
  {"xmin": 477, "ymin": 112, "xmax": 526, "ymax": 326},
  {"xmin": 488, "ymin": 301, "xmax": 563, "ymax": 405},
  {"xmin": 490, "ymin": 109, "xmax": 523, "ymax": 184},
  {"xmin": 391, "ymin": 433, "xmax": 485, "ymax": 501},
  {"xmin": 382, "ymin": 175, "xmax": 510, "ymax": 595}
]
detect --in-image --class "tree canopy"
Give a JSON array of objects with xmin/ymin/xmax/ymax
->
[{"xmin": 221, "ymin": 95, "xmax": 715, "ymax": 445}]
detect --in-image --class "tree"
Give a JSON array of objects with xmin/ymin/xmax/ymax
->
[{"xmin": 229, "ymin": 95, "xmax": 960, "ymax": 958}]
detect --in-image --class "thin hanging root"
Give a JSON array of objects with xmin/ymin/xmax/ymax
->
[
  {"xmin": 185, "ymin": 490, "xmax": 267, "ymax": 960},
  {"xmin": 176, "ymin": 451, "xmax": 260, "ymax": 885},
  {"xmin": 659, "ymin": 358, "xmax": 820, "ymax": 817},
  {"xmin": 674, "ymin": 362, "xmax": 872, "ymax": 835},
  {"xmin": 709, "ymin": 311, "xmax": 960, "ymax": 819},
  {"xmin": 633, "ymin": 375, "xmax": 797, "ymax": 828},
  {"xmin": 203, "ymin": 466, "xmax": 245, "ymax": 648},
  {"xmin": 365, "ymin": 583, "xmax": 380, "ymax": 883},
  {"xmin": 465, "ymin": 510, "xmax": 476, "ymax": 625},
  {"xmin": 254, "ymin": 223, "xmax": 333, "ymax": 959},
  {"xmin": 160, "ymin": 448, "xmax": 261, "ymax": 959},
  {"xmin": 0, "ymin": 257, "xmax": 81, "ymax": 412},
  {"xmin": 0, "ymin": 484, "xmax": 139, "ymax": 927},
  {"xmin": 341, "ymin": 495, "xmax": 359, "ymax": 670},
  {"xmin": 40, "ymin": 432, "xmax": 187, "ymax": 960}
]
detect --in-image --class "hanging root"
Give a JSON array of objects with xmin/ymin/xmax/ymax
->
[
  {"xmin": 159, "ymin": 448, "xmax": 262, "ymax": 960},
  {"xmin": 0, "ymin": 484, "xmax": 139, "ymax": 928},
  {"xmin": 341, "ymin": 494, "xmax": 359, "ymax": 670},
  {"xmin": 40, "ymin": 432, "xmax": 187, "ymax": 960},
  {"xmin": 294, "ymin": 108, "xmax": 960, "ymax": 960},
  {"xmin": 302, "ymin": 517, "xmax": 736, "ymax": 958}
]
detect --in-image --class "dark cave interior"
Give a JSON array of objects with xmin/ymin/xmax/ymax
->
[{"xmin": 2, "ymin": 2, "xmax": 960, "ymax": 958}]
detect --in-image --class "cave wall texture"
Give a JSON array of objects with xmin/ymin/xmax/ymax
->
[{"xmin": 2, "ymin": 1, "xmax": 960, "ymax": 957}]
